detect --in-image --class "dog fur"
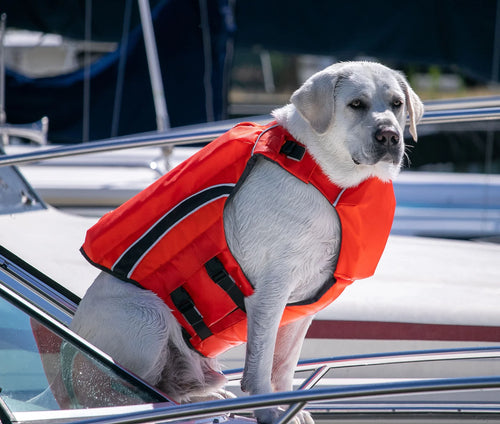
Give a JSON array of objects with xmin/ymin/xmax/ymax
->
[{"xmin": 71, "ymin": 62, "xmax": 423, "ymax": 424}]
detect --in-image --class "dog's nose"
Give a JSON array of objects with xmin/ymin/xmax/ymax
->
[{"xmin": 374, "ymin": 128, "xmax": 400, "ymax": 145}]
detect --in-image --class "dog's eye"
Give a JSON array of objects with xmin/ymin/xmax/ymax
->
[
  {"xmin": 392, "ymin": 99, "xmax": 403, "ymax": 108},
  {"xmin": 349, "ymin": 99, "xmax": 366, "ymax": 110}
]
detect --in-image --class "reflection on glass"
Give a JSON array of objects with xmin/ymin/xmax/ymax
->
[{"xmin": 0, "ymin": 295, "xmax": 164, "ymax": 413}]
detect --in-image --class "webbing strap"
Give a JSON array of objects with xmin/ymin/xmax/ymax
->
[
  {"xmin": 280, "ymin": 139, "xmax": 306, "ymax": 161},
  {"xmin": 170, "ymin": 287, "xmax": 212, "ymax": 340},
  {"xmin": 205, "ymin": 257, "xmax": 247, "ymax": 312}
]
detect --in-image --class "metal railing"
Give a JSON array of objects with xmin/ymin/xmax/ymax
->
[
  {"xmin": 76, "ymin": 377, "xmax": 500, "ymax": 424},
  {"xmin": 224, "ymin": 345, "xmax": 500, "ymax": 382},
  {"xmin": 74, "ymin": 346, "xmax": 500, "ymax": 424},
  {"xmin": 2, "ymin": 237, "xmax": 500, "ymax": 424},
  {"xmin": 0, "ymin": 99, "xmax": 499, "ymax": 168}
]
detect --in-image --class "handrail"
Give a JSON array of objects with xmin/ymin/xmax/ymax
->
[
  {"xmin": 223, "ymin": 346, "xmax": 500, "ymax": 424},
  {"xmin": 221, "ymin": 346, "xmax": 500, "ymax": 424},
  {"xmin": 71, "ymin": 375, "xmax": 500, "ymax": 424},
  {"xmin": 1, "ymin": 104, "xmax": 500, "ymax": 168},
  {"xmin": 423, "ymin": 95, "xmax": 500, "ymax": 110},
  {"xmin": 0, "ymin": 116, "xmax": 271, "ymax": 168},
  {"xmin": 224, "ymin": 345, "xmax": 500, "ymax": 382},
  {"xmin": 423, "ymin": 106, "xmax": 500, "ymax": 123}
]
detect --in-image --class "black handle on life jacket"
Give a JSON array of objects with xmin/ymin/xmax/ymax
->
[
  {"xmin": 170, "ymin": 287, "xmax": 213, "ymax": 340},
  {"xmin": 205, "ymin": 257, "xmax": 247, "ymax": 312},
  {"xmin": 280, "ymin": 139, "xmax": 306, "ymax": 161}
]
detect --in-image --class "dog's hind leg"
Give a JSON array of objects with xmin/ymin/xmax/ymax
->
[
  {"xmin": 70, "ymin": 273, "xmax": 172, "ymax": 387},
  {"xmin": 157, "ymin": 335, "xmax": 226, "ymax": 403}
]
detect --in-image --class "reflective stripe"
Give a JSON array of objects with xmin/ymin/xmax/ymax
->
[
  {"xmin": 112, "ymin": 184, "xmax": 235, "ymax": 278},
  {"xmin": 333, "ymin": 188, "xmax": 347, "ymax": 207}
]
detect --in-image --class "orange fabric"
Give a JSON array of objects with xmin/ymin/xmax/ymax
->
[{"xmin": 81, "ymin": 122, "xmax": 395, "ymax": 357}]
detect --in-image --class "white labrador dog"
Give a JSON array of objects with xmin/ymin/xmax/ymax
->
[{"xmin": 71, "ymin": 62, "xmax": 423, "ymax": 423}]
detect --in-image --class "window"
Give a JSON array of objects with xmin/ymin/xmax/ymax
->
[{"xmin": 0, "ymin": 293, "xmax": 166, "ymax": 415}]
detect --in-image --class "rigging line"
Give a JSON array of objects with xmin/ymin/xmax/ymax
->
[
  {"xmin": 482, "ymin": 0, "xmax": 500, "ymax": 233},
  {"xmin": 82, "ymin": 0, "xmax": 92, "ymax": 142},
  {"xmin": 218, "ymin": 0, "xmax": 235, "ymax": 119},
  {"xmin": 0, "ymin": 14, "xmax": 6, "ymax": 127},
  {"xmin": 111, "ymin": 0, "xmax": 133, "ymax": 138},
  {"xmin": 492, "ymin": 0, "xmax": 500, "ymax": 83},
  {"xmin": 198, "ymin": 0, "xmax": 214, "ymax": 122}
]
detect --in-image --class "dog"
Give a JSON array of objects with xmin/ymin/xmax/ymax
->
[{"xmin": 71, "ymin": 61, "xmax": 423, "ymax": 424}]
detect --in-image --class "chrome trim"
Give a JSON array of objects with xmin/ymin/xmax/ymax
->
[
  {"xmin": 56, "ymin": 375, "xmax": 500, "ymax": 424},
  {"xmin": 0, "ymin": 265, "xmax": 74, "ymax": 325},
  {"xmin": 423, "ymin": 106, "xmax": 500, "ymax": 124},
  {"xmin": 423, "ymin": 95, "xmax": 500, "ymax": 110},
  {"xmin": 224, "ymin": 346, "xmax": 500, "ymax": 382},
  {"xmin": 223, "ymin": 346, "xmax": 500, "ymax": 423},
  {"xmin": 0, "ymin": 116, "xmax": 49, "ymax": 145},
  {"xmin": 0, "ymin": 100, "xmax": 499, "ymax": 168},
  {"xmin": 0, "ymin": 117, "xmax": 271, "ymax": 167},
  {"xmin": 0, "ymin": 248, "xmax": 78, "ymax": 324}
]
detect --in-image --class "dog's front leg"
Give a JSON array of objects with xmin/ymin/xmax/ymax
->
[
  {"xmin": 271, "ymin": 315, "xmax": 313, "ymax": 392},
  {"xmin": 241, "ymin": 284, "xmax": 289, "ymax": 423},
  {"xmin": 271, "ymin": 316, "xmax": 315, "ymax": 424}
]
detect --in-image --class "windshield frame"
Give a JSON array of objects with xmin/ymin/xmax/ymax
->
[{"xmin": 0, "ymin": 261, "xmax": 170, "ymax": 421}]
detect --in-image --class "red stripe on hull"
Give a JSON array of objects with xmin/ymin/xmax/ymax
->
[{"xmin": 307, "ymin": 320, "xmax": 500, "ymax": 342}]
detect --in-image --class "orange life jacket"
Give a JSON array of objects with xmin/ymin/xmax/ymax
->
[{"xmin": 81, "ymin": 122, "xmax": 395, "ymax": 358}]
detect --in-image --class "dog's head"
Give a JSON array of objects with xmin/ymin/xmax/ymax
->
[{"xmin": 274, "ymin": 62, "xmax": 424, "ymax": 187}]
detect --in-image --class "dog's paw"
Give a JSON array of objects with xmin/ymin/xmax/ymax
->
[
  {"xmin": 254, "ymin": 407, "xmax": 281, "ymax": 424},
  {"xmin": 254, "ymin": 407, "xmax": 314, "ymax": 424},
  {"xmin": 214, "ymin": 388, "xmax": 237, "ymax": 400},
  {"xmin": 290, "ymin": 409, "xmax": 314, "ymax": 424},
  {"xmin": 187, "ymin": 388, "xmax": 236, "ymax": 403}
]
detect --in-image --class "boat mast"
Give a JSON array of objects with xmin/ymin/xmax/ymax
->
[
  {"xmin": 137, "ymin": 0, "xmax": 170, "ymax": 132},
  {"xmin": 0, "ymin": 14, "xmax": 6, "ymax": 131}
]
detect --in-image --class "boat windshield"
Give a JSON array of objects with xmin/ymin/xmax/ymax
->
[{"xmin": 0, "ymin": 293, "xmax": 166, "ymax": 416}]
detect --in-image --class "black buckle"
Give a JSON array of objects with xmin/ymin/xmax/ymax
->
[
  {"xmin": 280, "ymin": 139, "xmax": 306, "ymax": 161},
  {"xmin": 205, "ymin": 257, "xmax": 247, "ymax": 312},
  {"xmin": 171, "ymin": 287, "xmax": 212, "ymax": 340}
]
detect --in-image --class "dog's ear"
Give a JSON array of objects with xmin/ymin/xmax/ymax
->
[
  {"xmin": 291, "ymin": 71, "xmax": 337, "ymax": 135},
  {"xmin": 396, "ymin": 72, "xmax": 424, "ymax": 141}
]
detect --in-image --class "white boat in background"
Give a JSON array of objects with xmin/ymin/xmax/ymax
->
[
  {"xmin": 4, "ymin": 97, "xmax": 500, "ymax": 239},
  {"xmin": 1, "ymin": 101, "xmax": 500, "ymax": 369}
]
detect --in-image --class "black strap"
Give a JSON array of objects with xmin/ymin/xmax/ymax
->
[
  {"xmin": 205, "ymin": 257, "xmax": 247, "ymax": 312},
  {"xmin": 280, "ymin": 139, "xmax": 306, "ymax": 161},
  {"xmin": 170, "ymin": 287, "xmax": 212, "ymax": 340}
]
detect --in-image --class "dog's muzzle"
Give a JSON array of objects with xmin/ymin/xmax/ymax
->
[
  {"xmin": 374, "ymin": 127, "xmax": 400, "ymax": 146},
  {"xmin": 373, "ymin": 126, "xmax": 403, "ymax": 164},
  {"xmin": 351, "ymin": 126, "xmax": 403, "ymax": 166}
]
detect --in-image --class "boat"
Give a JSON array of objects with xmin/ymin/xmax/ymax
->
[
  {"xmin": 1, "ymin": 242, "xmax": 500, "ymax": 422},
  {"xmin": 1, "ymin": 101, "xmax": 499, "ymax": 368}
]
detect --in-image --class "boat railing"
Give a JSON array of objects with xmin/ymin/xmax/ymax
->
[
  {"xmin": 75, "ymin": 346, "xmax": 500, "ymax": 424},
  {"xmin": 4, "ymin": 241, "xmax": 500, "ymax": 423},
  {"xmin": 224, "ymin": 345, "xmax": 500, "ymax": 383},
  {"xmin": 0, "ymin": 99, "xmax": 499, "ymax": 168}
]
